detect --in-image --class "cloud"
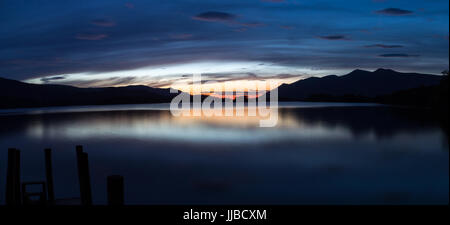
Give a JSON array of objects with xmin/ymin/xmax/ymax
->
[
  {"xmin": 145, "ymin": 80, "xmax": 180, "ymax": 88},
  {"xmin": 193, "ymin": 11, "xmax": 263, "ymax": 29},
  {"xmin": 46, "ymin": 76, "xmax": 139, "ymax": 87},
  {"xmin": 40, "ymin": 76, "xmax": 66, "ymax": 83},
  {"xmin": 170, "ymin": 33, "xmax": 193, "ymax": 40},
  {"xmin": 187, "ymin": 72, "xmax": 302, "ymax": 85},
  {"xmin": 45, "ymin": 72, "xmax": 302, "ymax": 88},
  {"xmin": 240, "ymin": 22, "xmax": 265, "ymax": 27},
  {"xmin": 375, "ymin": 8, "xmax": 413, "ymax": 15},
  {"xmin": 318, "ymin": 35, "xmax": 349, "ymax": 40},
  {"xmin": 233, "ymin": 27, "xmax": 248, "ymax": 32},
  {"xmin": 75, "ymin": 33, "xmax": 108, "ymax": 40},
  {"xmin": 192, "ymin": 11, "xmax": 236, "ymax": 22},
  {"xmin": 365, "ymin": 44, "xmax": 404, "ymax": 48},
  {"xmin": 378, "ymin": 53, "xmax": 419, "ymax": 57},
  {"xmin": 261, "ymin": 0, "xmax": 285, "ymax": 2},
  {"xmin": 124, "ymin": 3, "xmax": 134, "ymax": 9},
  {"xmin": 91, "ymin": 19, "xmax": 116, "ymax": 27}
]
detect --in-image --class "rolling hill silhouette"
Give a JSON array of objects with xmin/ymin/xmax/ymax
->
[
  {"xmin": 277, "ymin": 68, "xmax": 442, "ymax": 101},
  {"xmin": 0, "ymin": 68, "xmax": 445, "ymax": 109},
  {"xmin": 0, "ymin": 77, "xmax": 177, "ymax": 109}
]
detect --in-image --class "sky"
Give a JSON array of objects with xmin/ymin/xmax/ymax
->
[{"xmin": 0, "ymin": 0, "xmax": 448, "ymax": 92}]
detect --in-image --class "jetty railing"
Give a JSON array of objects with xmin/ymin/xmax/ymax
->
[{"xmin": 3, "ymin": 145, "xmax": 124, "ymax": 206}]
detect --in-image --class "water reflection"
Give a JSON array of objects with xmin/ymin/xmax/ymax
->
[
  {"xmin": 0, "ymin": 106, "xmax": 445, "ymax": 144},
  {"xmin": 13, "ymin": 109, "xmax": 354, "ymax": 143},
  {"xmin": 0, "ymin": 103, "xmax": 448, "ymax": 204}
]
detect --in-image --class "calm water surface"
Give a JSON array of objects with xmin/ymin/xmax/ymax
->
[{"xmin": 0, "ymin": 102, "xmax": 448, "ymax": 204}]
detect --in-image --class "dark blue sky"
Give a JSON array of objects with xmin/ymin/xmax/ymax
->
[{"xmin": 0, "ymin": 0, "xmax": 448, "ymax": 88}]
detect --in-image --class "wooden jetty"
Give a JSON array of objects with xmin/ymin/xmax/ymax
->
[{"xmin": 3, "ymin": 146, "xmax": 124, "ymax": 206}]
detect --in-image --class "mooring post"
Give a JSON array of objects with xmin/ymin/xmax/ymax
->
[
  {"xmin": 76, "ymin": 145, "xmax": 92, "ymax": 205},
  {"xmin": 6, "ymin": 148, "xmax": 15, "ymax": 205},
  {"xmin": 6, "ymin": 148, "xmax": 21, "ymax": 205},
  {"xmin": 45, "ymin": 148, "xmax": 55, "ymax": 204},
  {"xmin": 107, "ymin": 175, "xmax": 124, "ymax": 206}
]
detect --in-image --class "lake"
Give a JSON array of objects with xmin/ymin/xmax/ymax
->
[{"xmin": 0, "ymin": 102, "xmax": 448, "ymax": 204}]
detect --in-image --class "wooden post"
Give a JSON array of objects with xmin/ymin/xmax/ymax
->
[
  {"xmin": 81, "ymin": 152, "xmax": 92, "ymax": 205},
  {"xmin": 76, "ymin": 145, "xmax": 92, "ymax": 205},
  {"xmin": 6, "ymin": 148, "xmax": 21, "ymax": 205},
  {"xmin": 107, "ymin": 175, "xmax": 124, "ymax": 206},
  {"xmin": 6, "ymin": 148, "xmax": 14, "ymax": 205},
  {"xmin": 45, "ymin": 148, "xmax": 55, "ymax": 204},
  {"xmin": 76, "ymin": 145, "xmax": 84, "ymax": 205}
]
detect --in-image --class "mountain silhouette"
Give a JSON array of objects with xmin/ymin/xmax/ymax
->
[
  {"xmin": 0, "ymin": 77, "xmax": 177, "ymax": 109},
  {"xmin": 1, "ymin": 68, "xmax": 445, "ymax": 109},
  {"xmin": 277, "ymin": 68, "xmax": 442, "ymax": 101}
]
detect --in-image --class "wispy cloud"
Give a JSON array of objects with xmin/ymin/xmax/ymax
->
[
  {"xmin": 233, "ymin": 27, "xmax": 248, "ymax": 32},
  {"xmin": 375, "ymin": 8, "xmax": 413, "ymax": 16},
  {"xmin": 75, "ymin": 33, "xmax": 108, "ymax": 40},
  {"xmin": 240, "ymin": 22, "xmax": 265, "ymax": 27},
  {"xmin": 378, "ymin": 53, "xmax": 419, "ymax": 57},
  {"xmin": 187, "ymin": 72, "xmax": 303, "ymax": 84},
  {"xmin": 40, "ymin": 76, "xmax": 66, "ymax": 83},
  {"xmin": 192, "ymin": 11, "xmax": 236, "ymax": 22},
  {"xmin": 46, "ymin": 76, "xmax": 139, "ymax": 87},
  {"xmin": 124, "ymin": 2, "xmax": 134, "ymax": 9},
  {"xmin": 170, "ymin": 33, "xmax": 193, "ymax": 40},
  {"xmin": 365, "ymin": 44, "xmax": 404, "ymax": 48},
  {"xmin": 261, "ymin": 0, "xmax": 285, "ymax": 2},
  {"xmin": 318, "ymin": 35, "xmax": 349, "ymax": 40},
  {"xmin": 192, "ymin": 11, "xmax": 264, "ymax": 30}
]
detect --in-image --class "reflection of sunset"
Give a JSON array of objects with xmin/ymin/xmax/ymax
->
[
  {"xmin": 170, "ymin": 107, "xmax": 275, "ymax": 126},
  {"xmin": 24, "ymin": 106, "xmax": 353, "ymax": 143}
]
